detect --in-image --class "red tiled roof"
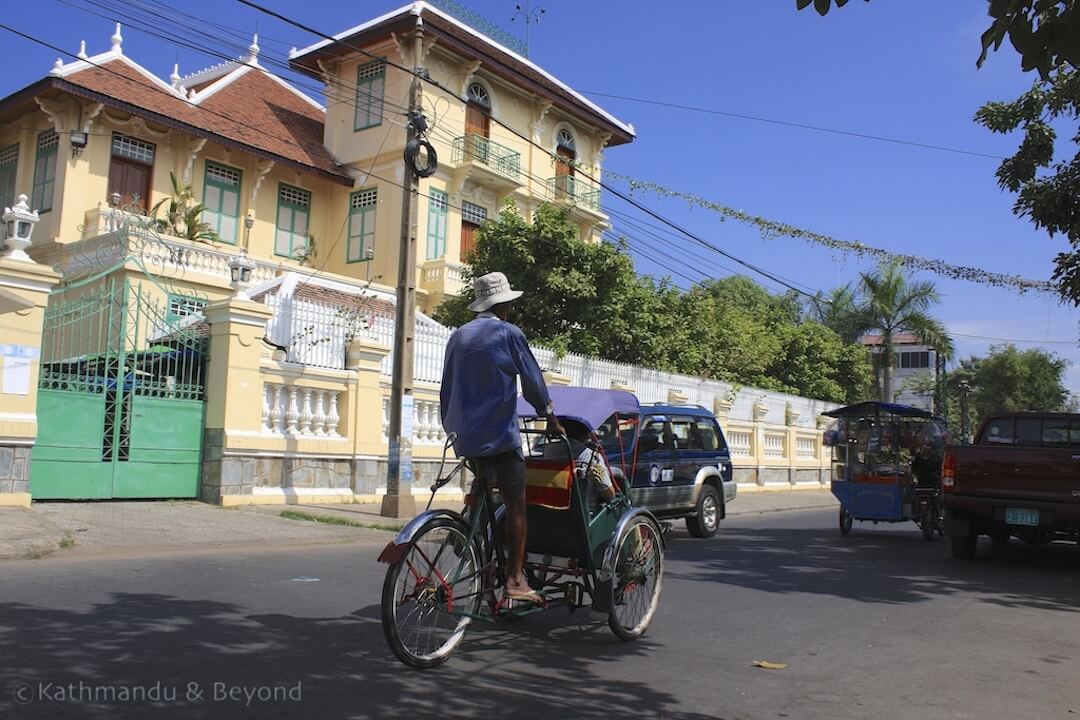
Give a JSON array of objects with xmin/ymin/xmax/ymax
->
[
  {"xmin": 52, "ymin": 59, "xmax": 351, "ymax": 185},
  {"xmin": 860, "ymin": 333, "xmax": 925, "ymax": 346}
]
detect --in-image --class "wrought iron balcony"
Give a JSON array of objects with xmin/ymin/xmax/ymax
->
[
  {"xmin": 545, "ymin": 175, "xmax": 601, "ymax": 212},
  {"xmin": 451, "ymin": 134, "xmax": 521, "ymax": 181}
]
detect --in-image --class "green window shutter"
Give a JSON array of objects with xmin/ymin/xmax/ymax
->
[
  {"xmin": 0, "ymin": 144, "xmax": 18, "ymax": 211},
  {"xmin": 354, "ymin": 60, "xmax": 386, "ymax": 131},
  {"xmin": 275, "ymin": 184, "xmax": 311, "ymax": 258},
  {"xmin": 202, "ymin": 161, "xmax": 242, "ymax": 244},
  {"xmin": 166, "ymin": 294, "xmax": 207, "ymax": 322},
  {"xmin": 347, "ymin": 188, "xmax": 378, "ymax": 263},
  {"xmin": 31, "ymin": 131, "xmax": 58, "ymax": 213},
  {"xmin": 426, "ymin": 190, "xmax": 448, "ymax": 259}
]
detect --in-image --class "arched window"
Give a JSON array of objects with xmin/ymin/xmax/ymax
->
[
  {"xmin": 556, "ymin": 128, "xmax": 575, "ymax": 153},
  {"xmin": 467, "ymin": 82, "xmax": 491, "ymax": 110}
]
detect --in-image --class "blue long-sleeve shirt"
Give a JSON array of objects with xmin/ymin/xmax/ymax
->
[{"xmin": 440, "ymin": 313, "xmax": 551, "ymax": 458}]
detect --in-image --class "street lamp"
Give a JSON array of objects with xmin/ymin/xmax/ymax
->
[
  {"xmin": 227, "ymin": 248, "xmax": 256, "ymax": 300},
  {"xmin": 1, "ymin": 194, "xmax": 40, "ymax": 262},
  {"xmin": 958, "ymin": 379, "xmax": 972, "ymax": 445}
]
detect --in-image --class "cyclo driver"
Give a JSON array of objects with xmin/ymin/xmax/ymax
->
[{"xmin": 440, "ymin": 271, "xmax": 565, "ymax": 604}]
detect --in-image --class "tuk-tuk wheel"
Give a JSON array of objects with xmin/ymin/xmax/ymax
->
[{"xmin": 839, "ymin": 508, "xmax": 853, "ymax": 536}]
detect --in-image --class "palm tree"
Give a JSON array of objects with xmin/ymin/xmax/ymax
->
[
  {"xmin": 857, "ymin": 261, "xmax": 954, "ymax": 402},
  {"xmin": 808, "ymin": 283, "xmax": 864, "ymax": 343}
]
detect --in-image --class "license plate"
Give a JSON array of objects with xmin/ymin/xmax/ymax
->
[{"xmin": 1005, "ymin": 508, "xmax": 1039, "ymax": 526}]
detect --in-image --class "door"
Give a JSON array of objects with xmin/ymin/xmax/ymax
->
[
  {"xmin": 465, "ymin": 102, "xmax": 490, "ymax": 163},
  {"xmin": 633, "ymin": 415, "xmax": 678, "ymax": 511},
  {"xmin": 694, "ymin": 416, "xmax": 736, "ymax": 505},
  {"xmin": 554, "ymin": 145, "xmax": 574, "ymax": 198},
  {"xmin": 669, "ymin": 415, "xmax": 701, "ymax": 510},
  {"xmin": 108, "ymin": 156, "xmax": 153, "ymax": 210}
]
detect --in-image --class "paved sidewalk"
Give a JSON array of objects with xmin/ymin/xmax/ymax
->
[{"xmin": 0, "ymin": 488, "xmax": 837, "ymax": 561}]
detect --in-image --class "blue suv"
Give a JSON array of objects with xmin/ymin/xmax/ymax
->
[{"xmin": 600, "ymin": 404, "xmax": 736, "ymax": 537}]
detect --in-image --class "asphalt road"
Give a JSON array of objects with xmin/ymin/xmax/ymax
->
[{"xmin": 1, "ymin": 508, "xmax": 1078, "ymax": 720}]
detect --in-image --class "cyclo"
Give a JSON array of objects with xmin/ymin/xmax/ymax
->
[{"xmin": 377, "ymin": 387, "xmax": 666, "ymax": 668}]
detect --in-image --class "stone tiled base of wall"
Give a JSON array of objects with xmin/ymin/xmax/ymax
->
[
  {"xmin": 200, "ymin": 430, "xmax": 462, "ymax": 504},
  {"xmin": 733, "ymin": 465, "xmax": 826, "ymax": 487},
  {"xmin": 0, "ymin": 444, "xmax": 32, "ymax": 496}
]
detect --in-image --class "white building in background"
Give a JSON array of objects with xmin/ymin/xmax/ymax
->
[{"xmin": 860, "ymin": 333, "xmax": 939, "ymax": 411}]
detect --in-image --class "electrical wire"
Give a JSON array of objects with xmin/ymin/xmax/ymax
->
[
  {"xmin": 580, "ymin": 90, "xmax": 1010, "ymax": 161},
  {"xmin": 5, "ymin": 13, "xmax": 1075, "ymax": 350}
]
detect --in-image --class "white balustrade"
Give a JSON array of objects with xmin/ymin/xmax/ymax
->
[
  {"xmin": 262, "ymin": 382, "xmax": 345, "ymax": 438},
  {"xmin": 380, "ymin": 395, "xmax": 447, "ymax": 445},
  {"xmin": 76, "ymin": 204, "xmax": 278, "ymax": 283},
  {"xmin": 796, "ymin": 436, "xmax": 817, "ymax": 460},
  {"xmin": 728, "ymin": 430, "xmax": 753, "ymax": 457},
  {"xmin": 763, "ymin": 433, "xmax": 786, "ymax": 459}
]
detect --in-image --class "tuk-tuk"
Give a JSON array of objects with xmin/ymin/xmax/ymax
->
[{"xmin": 823, "ymin": 401, "xmax": 949, "ymax": 540}]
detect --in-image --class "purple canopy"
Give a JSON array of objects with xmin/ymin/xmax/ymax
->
[{"xmin": 517, "ymin": 386, "xmax": 639, "ymax": 431}]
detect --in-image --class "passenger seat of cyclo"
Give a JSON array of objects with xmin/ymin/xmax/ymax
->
[{"xmin": 541, "ymin": 420, "xmax": 617, "ymax": 509}]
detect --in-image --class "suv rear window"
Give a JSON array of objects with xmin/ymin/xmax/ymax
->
[
  {"xmin": 692, "ymin": 419, "xmax": 725, "ymax": 451},
  {"xmin": 669, "ymin": 416, "xmax": 694, "ymax": 450}
]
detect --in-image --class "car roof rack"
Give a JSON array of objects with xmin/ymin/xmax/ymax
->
[{"xmin": 643, "ymin": 402, "xmax": 710, "ymax": 411}]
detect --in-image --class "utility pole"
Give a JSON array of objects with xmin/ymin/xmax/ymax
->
[{"xmin": 382, "ymin": 26, "xmax": 424, "ymax": 519}]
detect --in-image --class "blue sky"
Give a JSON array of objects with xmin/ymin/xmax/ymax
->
[{"xmin": 5, "ymin": 0, "xmax": 1078, "ymax": 394}]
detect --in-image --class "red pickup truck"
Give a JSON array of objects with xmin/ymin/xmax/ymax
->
[{"xmin": 943, "ymin": 412, "xmax": 1080, "ymax": 558}]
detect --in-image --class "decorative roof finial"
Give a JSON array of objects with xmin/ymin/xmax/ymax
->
[
  {"xmin": 77, "ymin": 40, "xmax": 88, "ymax": 59},
  {"xmin": 248, "ymin": 32, "xmax": 260, "ymax": 63},
  {"xmin": 51, "ymin": 58, "xmax": 64, "ymax": 75},
  {"xmin": 170, "ymin": 63, "xmax": 182, "ymax": 88},
  {"xmin": 111, "ymin": 22, "xmax": 123, "ymax": 54}
]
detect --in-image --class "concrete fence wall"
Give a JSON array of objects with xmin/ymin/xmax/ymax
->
[{"xmin": 192, "ymin": 294, "xmax": 839, "ymax": 506}]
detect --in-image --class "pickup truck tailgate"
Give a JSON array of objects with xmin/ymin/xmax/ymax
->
[{"xmin": 950, "ymin": 445, "xmax": 1080, "ymax": 504}]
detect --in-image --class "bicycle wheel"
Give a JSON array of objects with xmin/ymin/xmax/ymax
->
[
  {"xmin": 381, "ymin": 517, "xmax": 482, "ymax": 668},
  {"xmin": 608, "ymin": 516, "xmax": 664, "ymax": 641}
]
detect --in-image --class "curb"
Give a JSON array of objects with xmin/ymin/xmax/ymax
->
[
  {"xmin": 0, "ymin": 536, "xmax": 60, "ymax": 561},
  {"xmin": 728, "ymin": 502, "xmax": 837, "ymax": 517}
]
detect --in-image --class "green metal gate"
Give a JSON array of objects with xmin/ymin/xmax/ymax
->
[{"xmin": 31, "ymin": 277, "xmax": 206, "ymax": 499}]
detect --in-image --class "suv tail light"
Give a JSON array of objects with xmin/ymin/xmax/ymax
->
[{"xmin": 942, "ymin": 452, "xmax": 956, "ymax": 492}]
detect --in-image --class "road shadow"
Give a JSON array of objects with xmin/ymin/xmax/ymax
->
[
  {"xmin": 663, "ymin": 522, "xmax": 1080, "ymax": 612},
  {"xmin": 0, "ymin": 592, "xmax": 730, "ymax": 720}
]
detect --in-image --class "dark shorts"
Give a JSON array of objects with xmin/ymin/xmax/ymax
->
[{"xmin": 469, "ymin": 450, "xmax": 526, "ymax": 498}]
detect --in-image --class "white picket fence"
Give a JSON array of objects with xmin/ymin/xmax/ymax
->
[{"xmin": 265, "ymin": 294, "xmax": 839, "ymax": 426}]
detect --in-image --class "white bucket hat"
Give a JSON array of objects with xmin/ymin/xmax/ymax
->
[{"xmin": 467, "ymin": 271, "xmax": 524, "ymax": 312}]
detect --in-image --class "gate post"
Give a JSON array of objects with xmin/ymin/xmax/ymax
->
[
  {"xmin": 200, "ymin": 297, "xmax": 273, "ymax": 505},
  {"xmin": 0, "ymin": 252, "xmax": 61, "ymax": 506}
]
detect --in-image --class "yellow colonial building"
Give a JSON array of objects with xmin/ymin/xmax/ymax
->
[
  {"xmin": 0, "ymin": 3, "xmax": 835, "ymax": 508},
  {"xmin": 0, "ymin": 3, "xmax": 638, "ymax": 506}
]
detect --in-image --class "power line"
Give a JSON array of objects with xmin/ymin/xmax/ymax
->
[
  {"xmin": 948, "ymin": 332, "xmax": 1076, "ymax": 346},
  {"xmin": 8, "ymin": 13, "xmax": 1075, "ymax": 351},
  {"xmin": 581, "ymin": 90, "xmax": 1009, "ymax": 161}
]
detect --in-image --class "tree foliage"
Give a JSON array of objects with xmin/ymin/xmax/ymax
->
[
  {"xmin": 944, "ymin": 344, "xmax": 1070, "ymax": 431},
  {"xmin": 975, "ymin": 69, "xmax": 1080, "ymax": 304},
  {"xmin": 434, "ymin": 203, "xmax": 678, "ymax": 366},
  {"xmin": 434, "ymin": 203, "xmax": 873, "ymax": 402}
]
